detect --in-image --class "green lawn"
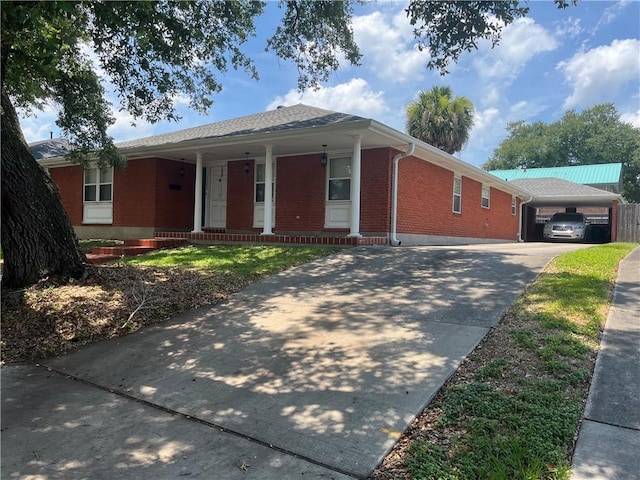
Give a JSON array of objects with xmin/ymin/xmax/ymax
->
[
  {"xmin": 122, "ymin": 244, "xmax": 342, "ymax": 277},
  {"xmin": 404, "ymin": 243, "xmax": 637, "ymax": 480}
]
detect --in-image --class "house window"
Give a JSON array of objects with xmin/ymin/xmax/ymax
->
[
  {"xmin": 255, "ymin": 162, "xmax": 275, "ymax": 203},
  {"xmin": 83, "ymin": 166, "xmax": 113, "ymax": 224},
  {"xmin": 84, "ymin": 166, "xmax": 113, "ymax": 202},
  {"xmin": 452, "ymin": 176, "xmax": 462, "ymax": 214},
  {"xmin": 328, "ymin": 157, "xmax": 351, "ymax": 201},
  {"xmin": 512, "ymin": 196, "xmax": 517, "ymax": 216},
  {"xmin": 481, "ymin": 185, "xmax": 490, "ymax": 209}
]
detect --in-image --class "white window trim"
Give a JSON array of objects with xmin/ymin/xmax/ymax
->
[
  {"xmin": 481, "ymin": 185, "xmax": 490, "ymax": 209},
  {"xmin": 253, "ymin": 160, "xmax": 276, "ymax": 228},
  {"xmin": 512, "ymin": 196, "xmax": 517, "ymax": 216},
  {"xmin": 83, "ymin": 165, "xmax": 113, "ymax": 224},
  {"xmin": 326, "ymin": 155, "xmax": 352, "ymax": 202},
  {"xmin": 84, "ymin": 165, "xmax": 113, "ymax": 203},
  {"xmin": 253, "ymin": 160, "xmax": 276, "ymax": 204},
  {"xmin": 452, "ymin": 176, "xmax": 462, "ymax": 214},
  {"xmin": 324, "ymin": 153, "xmax": 352, "ymax": 228}
]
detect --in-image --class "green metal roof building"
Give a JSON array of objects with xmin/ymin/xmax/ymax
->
[{"xmin": 489, "ymin": 163, "xmax": 623, "ymax": 193}]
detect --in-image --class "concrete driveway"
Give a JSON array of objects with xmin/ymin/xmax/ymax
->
[{"xmin": 2, "ymin": 242, "xmax": 587, "ymax": 479}]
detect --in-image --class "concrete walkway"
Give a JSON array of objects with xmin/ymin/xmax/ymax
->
[
  {"xmin": 571, "ymin": 246, "xmax": 640, "ymax": 480},
  {"xmin": 2, "ymin": 243, "xmax": 589, "ymax": 479}
]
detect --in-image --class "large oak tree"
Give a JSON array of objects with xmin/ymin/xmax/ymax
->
[{"xmin": 1, "ymin": 0, "xmax": 576, "ymax": 288}]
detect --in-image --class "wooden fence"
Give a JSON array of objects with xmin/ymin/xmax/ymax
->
[{"xmin": 617, "ymin": 204, "xmax": 640, "ymax": 243}]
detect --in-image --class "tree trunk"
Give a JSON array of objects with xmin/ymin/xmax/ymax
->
[{"xmin": 1, "ymin": 90, "xmax": 87, "ymax": 289}]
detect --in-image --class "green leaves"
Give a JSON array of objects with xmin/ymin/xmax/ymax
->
[
  {"xmin": 406, "ymin": 86, "xmax": 475, "ymax": 154},
  {"xmin": 483, "ymin": 103, "xmax": 640, "ymax": 202},
  {"xmin": 405, "ymin": 0, "xmax": 577, "ymax": 75},
  {"xmin": 267, "ymin": 0, "xmax": 361, "ymax": 91},
  {"xmin": 1, "ymin": 0, "xmax": 366, "ymax": 166}
]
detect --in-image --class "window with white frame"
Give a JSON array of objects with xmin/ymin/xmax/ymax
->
[
  {"xmin": 452, "ymin": 176, "xmax": 462, "ymax": 214},
  {"xmin": 84, "ymin": 166, "xmax": 113, "ymax": 202},
  {"xmin": 328, "ymin": 156, "xmax": 351, "ymax": 201},
  {"xmin": 481, "ymin": 185, "xmax": 490, "ymax": 209},
  {"xmin": 512, "ymin": 196, "xmax": 517, "ymax": 216},
  {"xmin": 255, "ymin": 162, "xmax": 275, "ymax": 202}
]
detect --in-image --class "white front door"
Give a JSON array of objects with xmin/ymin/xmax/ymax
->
[{"xmin": 208, "ymin": 163, "xmax": 227, "ymax": 228}]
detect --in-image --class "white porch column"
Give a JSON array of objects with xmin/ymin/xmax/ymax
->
[
  {"xmin": 349, "ymin": 135, "xmax": 362, "ymax": 237},
  {"xmin": 192, "ymin": 152, "xmax": 204, "ymax": 233},
  {"xmin": 262, "ymin": 144, "xmax": 274, "ymax": 235}
]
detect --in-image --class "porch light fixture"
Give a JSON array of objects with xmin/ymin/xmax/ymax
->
[
  {"xmin": 320, "ymin": 145, "xmax": 328, "ymax": 167},
  {"xmin": 244, "ymin": 152, "xmax": 251, "ymax": 174}
]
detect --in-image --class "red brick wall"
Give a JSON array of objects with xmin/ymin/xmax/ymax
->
[
  {"xmin": 276, "ymin": 154, "xmax": 326, "ymax": 231},
  {"xmin": 360, "ymin": 148, "xmax": 393, "ymax": 233},
  {"xmin": 153, "ymin": 159, "xmax": 195, "ymax": 229},
  {"xmin": 113, "ymin": 158, "xmax": 157, "ymax": 227},
  {"xmin": 49, "ymin": 165, "xmax": 83, "ymax": 224},
  {"xmin": 51, "ymin": 158, "xmax": 195, "ymax": 230},
  {"xmin": 49, "ymin": 151, "xmax": 518, "ymax": 241},
  {"xmin": 226, "ymin": 159, "xmax": 255, "ymax": 231},
  {"xmin": 397, "ymin": 157, "xmax": 519, "ymax": 240}
]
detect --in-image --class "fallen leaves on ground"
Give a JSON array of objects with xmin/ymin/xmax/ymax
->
[{"xmin": 1, "ymin": 264, "xmax": 251, "ymax": 364}]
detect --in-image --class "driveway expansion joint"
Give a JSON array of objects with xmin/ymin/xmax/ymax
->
[
  {"xmin": 583, "ymin": 417, "xmax": 640, "ymax": 433},
  {"xmin": 36, "ymin": 362, "xmax": 361, "ymax": 479}
]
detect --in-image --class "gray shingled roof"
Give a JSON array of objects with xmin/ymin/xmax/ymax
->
[
  {"xmin": 116, "ymin": 104, "xmax": 368, "ymax": 149},
  {"xmin": 30, "ymin": 138, "xmax": 71, "ymax": 160},
  {"xmin": 511, "ymin": 178, "xmax": 619, "ymax": 197}
]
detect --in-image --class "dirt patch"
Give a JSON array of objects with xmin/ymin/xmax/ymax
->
[{"xmin": 1, "ymin": 264, "xmax": 250, "ymax": 364}]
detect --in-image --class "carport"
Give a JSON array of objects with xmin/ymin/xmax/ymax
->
[{"xmin": 512, "ymin": 178, "xmax": 623, "ymax": 243}]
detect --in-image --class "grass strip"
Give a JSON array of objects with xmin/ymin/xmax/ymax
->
[
  {"xmin": 2, "ymin": 244, "xmax": 341, "ymax": 363},
  {"xmin": 122, "ymin": 244, "xmax": 341, "ymax": 276},
  {"xmin": 404, "ymin": 243, "xmax": 637, "ymax": 480}
]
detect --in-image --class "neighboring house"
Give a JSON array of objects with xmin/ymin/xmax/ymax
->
[
  {"xmin": 488, "ymin": 165, "xmax": 623, "ymax": 242},
  {"xmin": 489, "ymin": 163, "xmax": 623, "ymax": 193},
  {"xmin": 34, "ymin": 104, "xmax": 532, "ymax": 245}
]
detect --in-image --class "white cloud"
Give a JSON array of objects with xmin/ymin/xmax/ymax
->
[
  {"xmin": 18, "ymin": 104, "xmax": 58, "ymax": 143},
  {"xmin": 352, "ymin": 11, "xmax": 430, "ymax": 82},
  {"xmin": 558, "ymin": 39, "xmax": 640, "ymax": 109},
  {"xmin": 475, "ymin": 17, "xmax": 558, "ymax": 81},
  {"xmin": 472, "ymin": 107, "xmax": 501, "ymax": 133},
  {"xmin": 107, "ymin": 109, "xmax": 158, "ymax": 142},
  {"xmin": 594, "ymin": 0, "xmax": 631, "ymax": 32},
  {"xmin": 267, "ymin": 78, "xmax": 388, "ymax": 117},
  {"xmin": 554, "ymin": 17, "xmax": 584, "ymax": 38},
  {"xmin": 621, "ymin": 109, "xmax": 640, "ymax": 128}
]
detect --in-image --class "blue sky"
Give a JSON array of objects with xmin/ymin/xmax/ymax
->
[{"xmin": 20, "ymin": 0, "xmax": 640, "ymax": 168}]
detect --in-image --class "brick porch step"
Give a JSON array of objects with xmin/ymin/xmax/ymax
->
[
  {"xmin": 87, "ymin": 238, "xmax": 188, "ymax": 264},
  {"xmin": 122, "ymin": 238, "xmax": 188, "ymax": 248}
]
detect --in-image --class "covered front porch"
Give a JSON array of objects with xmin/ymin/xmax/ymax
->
[{"xmin": 189, "ymin": 135, "xmax": 367, "ymax": 238}]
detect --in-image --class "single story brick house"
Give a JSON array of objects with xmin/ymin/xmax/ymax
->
[{"xmin": 36, "ymin": 104, "xmax": 531, "ymax": 246}]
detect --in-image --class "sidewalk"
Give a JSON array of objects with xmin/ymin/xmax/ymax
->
[{"xmin": 571, "ymin": 246, "xmax": 640, "ymax": 480}]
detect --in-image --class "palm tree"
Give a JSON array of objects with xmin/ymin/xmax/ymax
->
[{"xmin": 406, "ymin": 86, "xmax": 475, "ymax": 154}]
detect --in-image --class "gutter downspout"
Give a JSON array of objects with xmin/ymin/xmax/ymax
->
[
  {"xmin": 518, "ymin": 195, "xmax": 533, "ymax": 242},
  {"xmin": 390, "ymin": 143, "xmax": 416, "ymax": 246}
]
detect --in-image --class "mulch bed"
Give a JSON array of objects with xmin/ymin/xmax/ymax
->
[{"xmin": 1, "ymin": 264, "xmax": 248, "ymax": 364}]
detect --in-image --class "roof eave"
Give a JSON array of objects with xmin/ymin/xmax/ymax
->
[
  {"xmin": 368, "ymin": 121, "xmax": 530, "ymax": 198},
  {"xmin": 118, "ymin": 118, "xmax": 374, "ymax": 158},
  {"xmin": 530, "ymin": 194, "xmax": 623, "ymax": 206}
]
